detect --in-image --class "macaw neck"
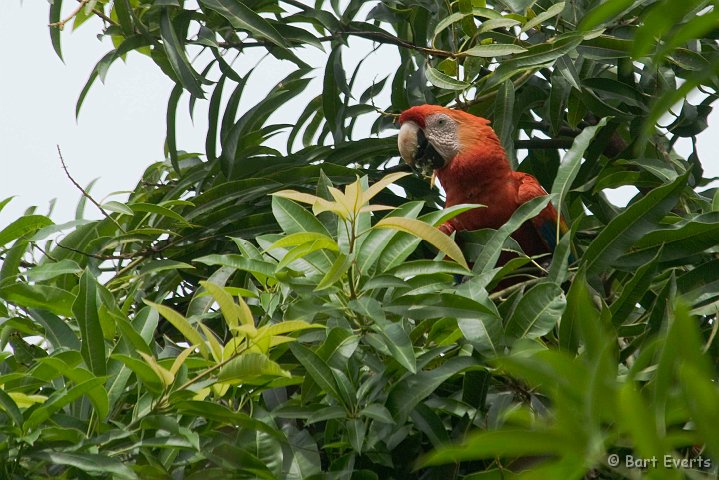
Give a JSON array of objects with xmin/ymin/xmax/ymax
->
[{"xmin": 435, "ymin": 149, "xmax": 513, "ymax": 201}]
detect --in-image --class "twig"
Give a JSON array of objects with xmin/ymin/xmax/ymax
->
[
  {"xmin": 56, "ymin": 242, "xmax": 131, "ymax": 261},
  {"xmin": 515, "ymin": 138, "xmax": 575, "ymax": 150},
  {"xmin": 217, "ymin": 28, "xmax": 456, "ymax": 58},
  {"xmin": 48, "ymin": 0, "xmax": 91, "ymax": 30},
  {"xmin": 456, "ymin": 69, "xmax": 537, "ymax": 110},
  {"xmin": 280, "ymin": 0, "xmax": 311, "ymax": 11},
  {"xmin": 56, "ymin": 145, "xmax": 126, "ymax": 232},
  {"xmin": 489, "ymin": 277, "xmax": 541, "ymax": 300},
  {"xmin": 336, "ymin": 28, "xmax": 457, "ymax": 58}
]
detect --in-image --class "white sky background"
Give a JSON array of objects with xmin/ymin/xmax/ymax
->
[{"xmin": 0, "ymin": 1, "xmax": 717, "ymax": 227}]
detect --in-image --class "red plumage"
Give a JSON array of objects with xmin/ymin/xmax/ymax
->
[{"xmin": 399, "ymin": 105, "xmax": 566, "ymax": 259}]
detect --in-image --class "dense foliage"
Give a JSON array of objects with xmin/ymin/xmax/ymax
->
[{"xmin": 0, "ymin": 0, "xmax": 717, "ymax": 477}]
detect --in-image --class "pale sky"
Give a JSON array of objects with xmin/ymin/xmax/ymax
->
[{"xmin": 1, "ymin": 1, "xmax": 716, "ymax": 227}]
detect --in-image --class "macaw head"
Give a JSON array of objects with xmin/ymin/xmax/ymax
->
[{"xmin": 397, "ymin": 104, "xmax": 501, "ymax": 177}]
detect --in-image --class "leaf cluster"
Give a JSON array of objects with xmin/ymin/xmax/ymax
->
[{"xmin": 0, "ymin": 0, "xmax": 716, "ymax": 477}]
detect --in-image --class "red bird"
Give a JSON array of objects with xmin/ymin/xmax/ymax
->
[{"xmin": 398, "ymin": 104, "xmax": 567, "ymax": 260}]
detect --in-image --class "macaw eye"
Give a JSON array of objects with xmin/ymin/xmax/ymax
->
[{"xmin": 437, "ymin": 118, "xmax": 445, "ymax": 125}]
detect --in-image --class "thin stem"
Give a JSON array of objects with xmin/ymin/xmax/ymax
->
[
  {"xmin": 347, "ymin": 217, "xmax": 358, "ymax": 301},
  {"xmin": 49, "ymin": 0, "xmax": 91, "ymax": 30},
  {"xmin": 57, "ymin": 146, "xmax": 126, "ymax": 233}
]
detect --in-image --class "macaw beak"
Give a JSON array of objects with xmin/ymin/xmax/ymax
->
[{"xmin": 398, "ymin": 121, "xmax": 446, "ymax": 177}]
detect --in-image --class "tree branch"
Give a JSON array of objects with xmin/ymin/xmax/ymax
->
[
  {"xmin": 49, "ymin": 0, "xmax": 91, "ymax": 30},
  {"xmin": 56, "ymin": 146, "xmax": 125, "ymax": 232},
  {"xmin": 515, "ymin": 138, "xmax": 576, "ymax": 150},
  {"xmin": 217, "ymin": 28, "xmax": 456, "ymax": 58}
]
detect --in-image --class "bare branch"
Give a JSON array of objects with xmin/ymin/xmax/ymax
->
[
  {"xmin": 48, "ymin": 0, "xmax": 91, "ymax": 30},
  {"xmin": 56, "ymin": 145, "xmax": 126, "ymax": 232}
]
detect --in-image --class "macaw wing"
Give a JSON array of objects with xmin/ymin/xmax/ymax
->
[{"xmin": 515, "ymin": 172, "xmax": 569, "ymax": 253}]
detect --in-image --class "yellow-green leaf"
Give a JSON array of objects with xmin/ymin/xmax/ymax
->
[
  {"xmin": 271, "ymin": 190, "xmax": 322, "ymax": 205},
  {"xmin": 199, "ymin": 324, "xmax": 224, "ymax": 363},
  {"xmin": 312, "ymin": 198, "xmax": 349, "ymax": 219},
  {"xmin": 343, "ymin": 178, "xmax": 362, "ymax": 216},
  {"xmin": 236, "ymin": 295, "xmax": 254, "ymax": 327},
  {"xmin": 259, "ymin": 320, "xmax": 325, "ymax": 338},
  {"xmin": 200, "ymin": 281, "xmax": 240, "ymax": 330},
  {"xmin": 374, "ymin": 217, "xmax": 469, "ymax": 269},
  {"xmin": 9, "ymin": 392, "xmax": 47, "ymax": 408},
  {"xmin": 138, "ymin": 352, "xmax": 175, "ymax": 388},
  {"xmin": 169, "ymin": 345, "xmax": 197, "ymax": 377},
  {"xmin": 315, "ymin": 253, "xmax": 353, "ymax": 291},
  {"xmin": 265, "ymin": 232, "xmax": 338, "ymax": 253},
  {"xmin": 144, "ymin": 301, "xmax": 209, "ymax": 358},
  {"xmin": 521, "ymin": 2, "xmax": 566, "ymax": 33},
  {"xmin": 328, "ymin": 186, "xmax": 353, "ymax": 216},
  {"xmin": 359, "ymin": 204, "xmax": 394, "ymax": 213},
  {"xmin": 362, "ymin": 172, "xmax": 410, "ymax": 204}
]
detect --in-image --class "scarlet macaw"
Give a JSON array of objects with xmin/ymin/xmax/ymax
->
[{"xmin": 397, "ymin": 104, "xmax": 567, "ymax": 260}]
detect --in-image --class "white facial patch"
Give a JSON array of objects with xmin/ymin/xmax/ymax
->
[
  {"xmin": 424, "ymin": 113, "xmax": 460, "ymax": 161},
  {"xmin": 398, "ymin": 121, "xmax": 420, "ymax": 166}
]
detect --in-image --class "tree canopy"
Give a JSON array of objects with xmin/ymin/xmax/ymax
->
[{"xmin": 0, "ymin": 0, "xmax": 717, "ymax": 478}]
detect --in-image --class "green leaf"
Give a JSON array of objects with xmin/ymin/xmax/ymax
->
[
  {"xmin": 200, "ymin": 281, "xmax": 241, "ymax": 331},
  {"xmin": 387, "ymin": 356, "xmax": 478, "ymax": 422},
  {"xmin": 323, "ymin": 48, "xmax": 344, "ymax": 143},
  {"xmin": 346, "ymin": 418, "xmax": 366, "ymax": 453},
  {"xmin": 111, "ymin": 354, "xmax": 165, "ymax": 394},
  {"xmin": 0, "ymin": 215, "xmax": 53, "ymax": 246},
  {"xmin": 49, "ymin": 0, "xmax": 63, "ymax": 60},
  {"xmin": 289, "ymin": 343, "xmax": 340, "ymax": 399},
  {"xmin": 24, "ymin": 377, "xmax": 106, "ymax": 432},
  {"xmin": 266, "ymin": 232, "xmax": 338, "ymax": 252},
  {"xmin": 609, "ymin": 248, "xmax": 661, "ymax": 325},
  {"xmin": 461, "ymin": 43, "xmax": 528, "ymax": 57},
  {"xmin": 200, "ymin": 0, "xmax": 289, "ymax": 49},
  {"xmin": 219, "ymin": 352, "xmax": 291, "ymax": 383},
  {"xmin": 579, "ymin": 0, "xmax": 635, "ymax": 30},
  {"xmin": 130, "ymin": 202, "xmax": 192, "ymax": 226},
  {"xmin": 426, "ymin": 67, "xmax": 470, "ymax": 91},
  {"xmin": 433, "ymin": 12, "xmax": 467, "ymax": 39},
  {"xmin": 411, "ymin": 403, "xmax": 450, "ymax": 448},
  {"xmin": 421, "ymin": 430, "xmax": 573, "ymax": 466},
  {"xmin": 473, "ymin": 195, "xmax": 553, "ymax": 272},
  {"xmin": 493, "ymin": 80, "xmax": 516, "ymax": 167},
  {"xmin": 356, "ymin": 201, "xmax": 424, "ymax": 274},
  {"xmin": 351, "ymin": 297, "xmax": 417, "ymax": 373},
  {"xmin": 360, "ymin": 404, "xmax": 394, "ymax": 424},
  {"xmin": 72, "ymin": 270, "xmax": 107, "ymax": 376},
  {"xmin": 194, "ymin": 255, "xmax": 277, "ymax": 278},
  {"xmin": 521, "ymin": 2, "xmax": 565, "ymax": 33},
  {"xmin": 101, "ymin": 201, "xmax": 134, "ymax": 216},
  {"xmin": 32, "ymin": 452, "xmax": 137, "ymax": 480},
  {"xmin": 315, "ymin": 253, "xmax": 352, "ymax": 291},
  {"xmin": 0, "ymin": 388, "xmax": 22, "ymax": 427},
  {"xmin": 581, "ymin": 171, "xmax": 689, "ymax": 277},
  {"xmin": 159, "ymin": 8, "xmax": 204, "ymax": 98},
  {"xmin": 505, "ymin": 282, "xmax": 566, "ymax": 339},
  {"xmin": 1, "ymin": 283, "xmax": 75, "ymax": 317},
  {"xmin": 166, "ymin": 83, "xmax": 183, "ymax": 175},
  {"xmin": 272, "ymin": 196, "xmax": 331, "ymax": 236},
  {"xmin": 618, "ymin": 213, "xmax": 719, "ymax": 266},
  {"xmin": 479, "ymin": 18, "xmax": 522, "ymax": 32},
  {"xmin": 29, "ymin": 309, "xmax": 81, "ymax": 351},
  {"xmin": 144, "ymin": 301, "xmax": 209, "ymax": 358},
  {"xmin": 551, "ymin": 118, "xmax": 608, "ymax": 209},
  {"xmin": 34, "ymin": 357, "xmax": 109, "ymax": 420},
  {"xmin": 679, "ymin": 362, "xmax": 719, "ymax": 460},
  {"xmin": 618, "ymin": 383, "xmax": 665, "ymax": 460},
  {"xmin": 26, "ymin": 259, "xmax": 82, "ymax": 282}
]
